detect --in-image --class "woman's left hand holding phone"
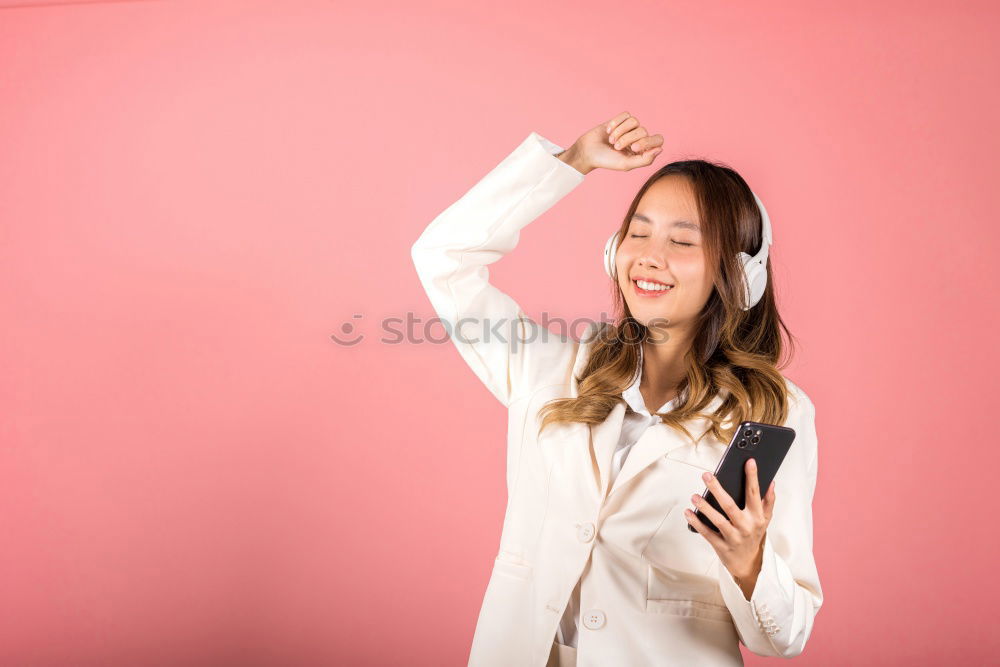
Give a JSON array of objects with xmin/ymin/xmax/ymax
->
[{"xmin": 685, "ymin": 459, "xmax": 777, "ymax": 596}]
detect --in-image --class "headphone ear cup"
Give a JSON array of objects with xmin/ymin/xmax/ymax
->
[
  {"xmin": 737, "ymin": 251, "xmax": 768, "ymax": 310},
  {"xmin": 603, "ymin": 231, "xmax": 620, "ymax": 279}
]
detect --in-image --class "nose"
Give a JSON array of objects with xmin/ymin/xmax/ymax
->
[{"xmin": 637, "ymin": 248, "xmax": 665, "ymax": 270}]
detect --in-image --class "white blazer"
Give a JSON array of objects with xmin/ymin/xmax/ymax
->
[{"xmin": 410, "ymin": 131, "xmax": 823, "ymax": 666}]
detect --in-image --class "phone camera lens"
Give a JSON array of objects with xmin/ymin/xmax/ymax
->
[
  {"xmin": 743, "ymin": 428, "xmax": 752, "ymax": 437},
  {"xmin": 738, "ymin": 438, "xmax": 747, "ymax": 448},
  {"xmin": 751, "ymin": 435, "xmax": 760, "ymax": 445}
]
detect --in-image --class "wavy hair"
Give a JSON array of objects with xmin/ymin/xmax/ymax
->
[{"xmin": 537, "ymin": 160, "xmax": 798, "ymax": 445}]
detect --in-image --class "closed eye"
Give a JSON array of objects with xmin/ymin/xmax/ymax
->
[{"xmin": 628, "ymin": 234, "xmax": 694, "ymax": 247}]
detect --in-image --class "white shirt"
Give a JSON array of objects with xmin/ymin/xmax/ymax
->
[{"xmin": 555, "ymin": 346, "xmax": 679, "ymax": 648}]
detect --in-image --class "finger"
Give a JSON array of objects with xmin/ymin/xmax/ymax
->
[
  {"xmin": 624, "ymin": 147, "xmax": 662, "ymax": 170},
  {"xmin": 763, "ymin": 480, "xmax": 776, "ymax": 521},
  {"xmin": 606, "ymin": 111, "xmax": 632, "ymax": 135},
  {"xmin": 628, "ymin": 135, "xmax": 663, "ymax": 154},
  {"xmin": 609, "ymin": 116, "xmax": 639, "ymax": 146},
  {"xmin": 613, "ymin": 127, "xmax": 648, "ymax": 152},
  {"xmin": 701, "ymin": 473, "xmax": 742, "ymax": 532},
  {"xmin": 683, "ymin": 507, "xmax": 725, "ymax": 548},
  {"xmin": 639, "ymin": 148, "xmax": 663, "ymax": 165},
  {"xmin": 691, "ymin": 489, "xmax": 736, "ymax": 540},
  {"xmin": 745, "ymin": 458, "xmax": 762, "ymax": 515}
]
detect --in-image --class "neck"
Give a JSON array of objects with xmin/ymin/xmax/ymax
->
[{"xmin": 640, "ymin": 324, "xmax": 692, "ymax": 401}]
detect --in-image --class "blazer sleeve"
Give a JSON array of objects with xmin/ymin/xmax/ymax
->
[
  {"xmin": 410, "ymin": 131, "xmax": 587, "ymax": 408},
  {"xmin": 715, "ymin": 386, "xmax": 825, "ymax": 658}
]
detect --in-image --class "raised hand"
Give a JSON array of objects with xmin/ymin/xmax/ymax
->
[{"xmin": 559, "ymin": 111, "xmax": 665, "ymax": 174}]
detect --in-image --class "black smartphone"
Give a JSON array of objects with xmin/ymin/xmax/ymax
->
[{"xmin": 687, "ymin": 421, "xmax": 796, "ymax": 534}]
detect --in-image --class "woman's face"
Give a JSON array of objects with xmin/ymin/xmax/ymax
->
[{"xmin": 615, "ymin": 175, "xmax": 716, "ymax": 332}]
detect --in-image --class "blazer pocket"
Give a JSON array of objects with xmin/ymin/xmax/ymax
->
[
  {"xmin": 493, "ymin": 552, "xmax": 533, "ymax": 581},
  {"xmin": 642, "ymin": 503, "xmax": 718, "ymax": 577},
  {"xmin": 645, "ymin": 560, "xmax": 732, "ymax": 624},
  {"xmin": 644, "ymin": 597, "xmax": 732, "ymax": 623}
]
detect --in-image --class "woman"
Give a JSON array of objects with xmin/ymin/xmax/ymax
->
[{"xmin": 410, "ymin": 112, "xmax": 823, "ymax": 666}]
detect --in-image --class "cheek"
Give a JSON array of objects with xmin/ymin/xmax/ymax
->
[
  {"xmin": 674, "ymin": 255, "xmax": 707, "ymax": 283},
  {"xmin": 615, "ymin": 250, "xmax": 635, "ymax": 282},
  {"xmin": 676, "ymin": 258, "xmax": 715, "ymax": 301}
]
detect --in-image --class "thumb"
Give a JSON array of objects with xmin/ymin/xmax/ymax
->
[{"xmin": 628, "ymin": 147, "xmax": 662, "ymax": 168}]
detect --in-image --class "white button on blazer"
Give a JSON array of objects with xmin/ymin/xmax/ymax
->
[
  {"xmin": 557, "ymin": 343, "xmax": 679, "ymax": 649},
  {"xmin": 411, "ymin": 131, "xmax": 823, "ymax": 666}
]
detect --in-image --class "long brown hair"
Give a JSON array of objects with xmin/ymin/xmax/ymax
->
[{"xmin": 537, "ymin": 159, "xmax": 798, "ymax": 445}]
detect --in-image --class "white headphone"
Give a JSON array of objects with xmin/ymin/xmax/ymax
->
[{"xmin": 603, "ymin": 191, "xmax": 773, "ymax": 311}]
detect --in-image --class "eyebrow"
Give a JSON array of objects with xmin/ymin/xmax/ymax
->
[{"xmin": 631, "ymin": 213, "xmax": 700, "ymax": 232}]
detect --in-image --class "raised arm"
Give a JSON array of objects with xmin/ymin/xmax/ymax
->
[{"xmin": 410, "ymin": 131, "xmax": 588, "ymax": 407}]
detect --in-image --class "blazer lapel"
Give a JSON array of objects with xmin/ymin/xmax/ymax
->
[
  {"xmin": 569, "ymin": 323, "xmax": 628, "ymax": 500},
  {"xmin": 589, "ymin": 401, "xmax": 627, "ymax": 500},
  {"xmin": 606, "ymin": 392, "xmax": 726, "ymax": 500},
  {"xmin": 572, "ymin": 325, "xmax": 729, "ymax": 503}
]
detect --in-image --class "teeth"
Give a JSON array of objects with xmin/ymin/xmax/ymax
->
[{"xmin": 636, "ymin": 280, "xmax": 673, "ymax": 291}]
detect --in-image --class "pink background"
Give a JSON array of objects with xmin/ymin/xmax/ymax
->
[{"xmin": 2, "ymin": 0, "xmax": 997, "ymax": 664}]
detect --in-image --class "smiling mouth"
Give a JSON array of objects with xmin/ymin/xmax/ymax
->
[{"xmin": 633, "ymin": 279, "xmax": 675, "ymax": 296}]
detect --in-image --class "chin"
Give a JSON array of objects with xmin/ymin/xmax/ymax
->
[{"xmin": 631, "ymin": 311, "xmax": 672, "ymax": 328}]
